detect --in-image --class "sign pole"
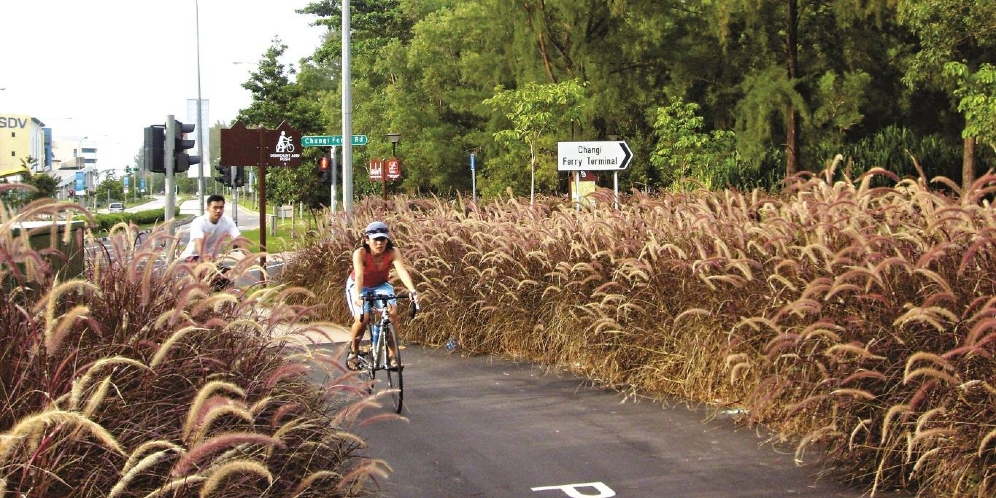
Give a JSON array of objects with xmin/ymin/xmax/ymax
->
[
  {"xmin": 330, "ymin": 145, "xmax": 338, "ymax": 213},
  {"xmin": 382, "ymin": 158, "xmax": 388, "ymax": 202},
  {"xmin": 574, "ymin": 171, "xmax": 581, "ymax": 211},
  {"xmin": 471, "ymin": 152, "xmax": 477, "ymax": 203},
  {"xmin": 614, "ymin": 172, "xmax": 619, "ymax": 210},
  {"xmin": 258, "ymin": 126, "xmax": 267, "ymax": 266}
]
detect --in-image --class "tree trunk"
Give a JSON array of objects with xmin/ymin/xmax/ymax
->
[
  {"xmin": 784, "ymin": 0, "xmax": 800, "ymax": 178},
  {"xmin": 962, "ymin": 135, "xmax": 977, "ymax": 191},
  {"xmin": 530, "ymin": 141, "xmax": 536, "ymax": 205}
]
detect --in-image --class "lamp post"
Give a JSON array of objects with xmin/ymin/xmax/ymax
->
[
  {"xmin": 195, "ymin": 0, "xmax": 205, "ymax": 216},
  {"xmin": 385, "ymin": 132, "xmax": 401, "ymax": 202}
]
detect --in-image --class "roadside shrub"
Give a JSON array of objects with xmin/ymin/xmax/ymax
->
[{"xmin": 1, "ymin": 191, "xmax": 383, "ymax": 497}]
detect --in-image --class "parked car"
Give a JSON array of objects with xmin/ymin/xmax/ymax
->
[{"xmin": 108, "ymin": 202, "xmax": 125, "ymax": 213}]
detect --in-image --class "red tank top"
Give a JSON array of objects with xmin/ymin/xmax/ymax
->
[{"xmin": 351, "ymin": 249, "xmax": 393, "ymax": 287}]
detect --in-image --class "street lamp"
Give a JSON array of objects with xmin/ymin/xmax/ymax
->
[
  {"xmin": 386, "ymin": 132, "xmax": 401, "ymax": 157},
  {"xmin": 195, "ymin": 0, "xmax": 205, "ymax": 216}
]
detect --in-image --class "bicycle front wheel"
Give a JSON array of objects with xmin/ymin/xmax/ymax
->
[
  {"xmin": 363, "ymin": 323, "xmax": 377, "ymax": 394},
  {"xmin": 385, "ymin": 322, "xmax": 403, "ymax": 414}
]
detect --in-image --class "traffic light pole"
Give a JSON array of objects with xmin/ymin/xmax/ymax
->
[
  {"xmin": 165, "ymin": 116, "xmax": 176, "ymax": 238},
  {"xmin": 232, "ymin": 184, "xmax": 239, "ymax": 225}
]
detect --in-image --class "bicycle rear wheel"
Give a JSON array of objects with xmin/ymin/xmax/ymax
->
[{"xmin": 385, "ymin": 322, "xmax": 403, "ymax": 413}]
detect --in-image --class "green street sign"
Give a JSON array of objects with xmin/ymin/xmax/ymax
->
[{"xmin": 301, "ymin": 135, "xmax": 369, "ymax": 147}]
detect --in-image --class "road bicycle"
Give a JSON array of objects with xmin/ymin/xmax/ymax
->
[{"xmin": 352, "ymin": 292, "xmax": 418, "ymax": 413}]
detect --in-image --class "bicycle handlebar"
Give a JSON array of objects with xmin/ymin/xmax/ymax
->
[{"xmin": 360, "ymin": 292, "xmax": 420, "ymax": 320}]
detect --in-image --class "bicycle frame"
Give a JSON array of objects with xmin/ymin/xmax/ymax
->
[
  {"xmin": 361, "ymin": 294, "xmax": 417, "ymax": 366},
  {"xmin": 355, "ymin": 293, "xmax": 417, "ymax": 413},
  {"xmin": 364, "ymin": 295, "xmax": 395, "ymax": 370}
]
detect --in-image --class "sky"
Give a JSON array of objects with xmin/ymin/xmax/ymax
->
[{"xmin": 1, "ymin": 0, "xmax": 327, "ymax": 177}]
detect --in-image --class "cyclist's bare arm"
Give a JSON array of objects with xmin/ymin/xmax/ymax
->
[
  {"xmin": 351, "ymin": 248, "xmax": 367, "ymax": 307},
  {"xmin": 391, "ymin": 248, "xmax": 418, "ymax": 298}
]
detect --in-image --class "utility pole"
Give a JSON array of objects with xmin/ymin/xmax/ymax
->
[{"xmin": 342, "ymin": 0, "xmax": 353, "ymax": 213}]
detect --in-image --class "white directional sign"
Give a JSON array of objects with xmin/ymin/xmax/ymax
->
[{"xmin": 558, "ymin": 141, "xmax": 632, "ymax": 171}]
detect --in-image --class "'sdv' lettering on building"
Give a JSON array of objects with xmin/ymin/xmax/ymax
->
[{"xmin": 0, "ymin": 117, "xmax": 29, "ymax": 128}]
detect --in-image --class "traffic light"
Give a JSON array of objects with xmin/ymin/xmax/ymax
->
[
  {"xmin": 317, "ymin": 156, "xmax": 332, "ymax": 185},
  {"xmin": 143, "ymin": 125, "xmax": 165, "ymax": 173},
  {"xmin": 214, "ymin": 164, "xmax": 231, "ymax": 187},
  {"xmin": 233, "ymin": 166, "xmax": 245, "ymax": 187},
  {"xmin": 173, "ymin": 120, "xmax": 200, "ymax": 173}
]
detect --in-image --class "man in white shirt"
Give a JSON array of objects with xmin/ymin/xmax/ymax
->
[{"xmin": 178, "ymin": 194, "xmax": 248, "ymax": 262}]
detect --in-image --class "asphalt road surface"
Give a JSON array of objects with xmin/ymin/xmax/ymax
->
[{"xmin": 344, "ymin": 346, "xmax": 886, "ymax": 498}]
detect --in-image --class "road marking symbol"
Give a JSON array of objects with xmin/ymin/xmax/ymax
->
[{"xmin": 532, "ymin": 481, "xmax": 616, "ymax": 497}]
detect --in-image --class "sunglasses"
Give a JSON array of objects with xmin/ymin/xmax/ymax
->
[{"xmin": 366, "ymin": 227, "xmax": 389, "ymax": 235}]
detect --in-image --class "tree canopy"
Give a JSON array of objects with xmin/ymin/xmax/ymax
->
[{"xmin": 219, "ymin": 0, "xmax": 994, "ymax": 204}]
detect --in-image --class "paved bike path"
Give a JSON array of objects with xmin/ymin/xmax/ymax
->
[
  {"xmin": 292, "ymin": 329, "xmax": 908, "ymax": 498},
  {"xmin": 350, "ymin": 346, "xmax": 903, "ymax": 498}
]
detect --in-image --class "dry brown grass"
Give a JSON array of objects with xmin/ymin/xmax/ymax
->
[{"xmin": 286, "ymin": 168, "xmax": 995, "ymax": 497}]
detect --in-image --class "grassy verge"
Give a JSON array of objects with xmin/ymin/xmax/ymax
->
[{"xmin": 240, "ymin": 216, "xmax": 317, "ymax": 254}]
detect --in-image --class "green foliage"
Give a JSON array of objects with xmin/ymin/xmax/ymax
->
[
  {"xmin": 23, "ymin": 172, "xmax": 59, "ymax": 203},
  {"xmin": 650, "ymin": 98, "xmax": 748, "ymax": 189},
  {"xmin": 898, "ymin": 0, "xmax": 996, "ymax": 90},
  {"xmin": 734, "ymin": 67, "xmax": 809, "ymax": 171},
  {"xmin": 237, "ymin": 40, "xmax": 326, "ymax": 208},
  {"xmin": 90, "ymin": 208, "xmax": 174, "ymax": 233},
  {"xmin": 946, "ymin": 62, "xmax": 996, "ymax": 149},
  {"xmin": 809, "ymin": 71, "xmax": 873, "ymax": 148},
  {"xmin": 825, "ymin": 125, "xmax": 962, "ymax": 181},
  {"xmin": 483, "ymin": 79, "xmax": 587, "ymax": 202},
  {"xmin": 94, "ymin": 178, "xmax": 124, "ymax": 205}
]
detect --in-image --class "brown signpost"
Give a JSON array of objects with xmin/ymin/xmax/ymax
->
[
  {"xmin": 220, "ymin": 120, "xmax": 302, "ymax": 264},
  {"xmin": 385, "ymin": 157, "xmax": 401, "ymax": 179},
  {"xmin": 368, "ymin": 157, "xmax": 402, "ymax": 201}
]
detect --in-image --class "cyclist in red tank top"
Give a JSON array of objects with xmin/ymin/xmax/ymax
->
[
  {"xmin": 345, "ymin": 221, "xmax": 419, "ymax": 370},
  {"xmin": 350, "ymin": 249, "xmax": 392, "ymax": 287}
]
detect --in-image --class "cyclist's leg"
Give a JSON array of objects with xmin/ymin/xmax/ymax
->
[
  {"xmin": 211, "ymin": 265, "xmax": 233, "ymax": 292},
  {"xmin": 345, "ymin": 278, "xmax": 369, "ymax": 369}
]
